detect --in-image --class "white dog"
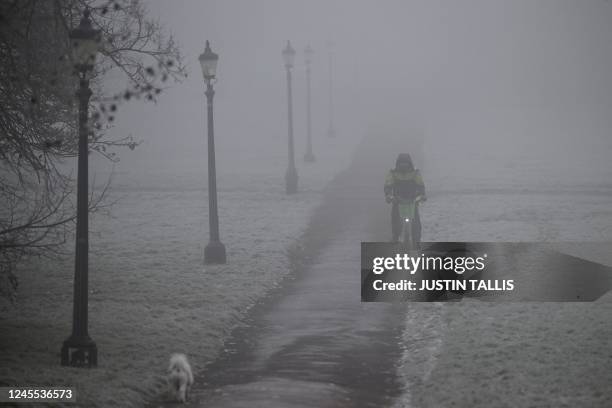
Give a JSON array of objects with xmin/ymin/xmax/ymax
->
[{"xmin": 167, "ymin": 353, "xmax": 194, "ymax": 403}]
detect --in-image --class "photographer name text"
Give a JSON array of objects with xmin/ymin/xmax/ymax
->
[{"xmin": 372, "ymin": 279, "xmax": 514, "ymax": 291}]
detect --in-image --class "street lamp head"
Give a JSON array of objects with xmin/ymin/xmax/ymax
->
[
  {"xmin": 199, "ymin": 40, "xmax": 219, "ymax": 81},
  {"xmin": 69, "ymin": 9, "xmax": 101, "ymax": 72},
  {"xmin": 304, "ymin": 45, "xmax": 313, "ymax": 66},
  {"xmin": 282, "ymin": 40, "xmax": 296, "ymax": 69}
]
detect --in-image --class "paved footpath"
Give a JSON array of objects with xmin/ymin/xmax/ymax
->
[{"xmin": 151, "ymin": 137, "xmax": 416, "ymax": 407}]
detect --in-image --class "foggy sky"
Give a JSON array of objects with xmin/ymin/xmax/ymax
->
[{"xmin": 97, "ymin": 0, "xmax": 612, "ymax": 186}]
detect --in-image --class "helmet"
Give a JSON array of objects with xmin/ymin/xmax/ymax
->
[{"xmin": 395, "ymin": 153, "xmax": 414, "ymax": 172}]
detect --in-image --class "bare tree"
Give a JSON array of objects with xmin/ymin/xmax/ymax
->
[{"xmin": 0, "ymin": 0, "xmax": 185, "ymax": 301}]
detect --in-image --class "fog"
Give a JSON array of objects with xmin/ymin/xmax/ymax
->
[
  {"xmin": 98, "ymin": 0, "xmax": 612, "ymax": 188},
  {"xmin": 7, "ymin": 2, "xmax": 612, "ymax": 401}
]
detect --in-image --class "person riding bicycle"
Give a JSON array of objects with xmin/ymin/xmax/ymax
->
[{"xmin": 384, "ymin": 153, "xmax": 426, "ymax": 244}]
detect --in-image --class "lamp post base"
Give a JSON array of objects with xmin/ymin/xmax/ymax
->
[
  {"xmin": 304, "ymin": 152, "xmax": 316, "ymax": 163},
  {"xmin": 285, "ymin": 167, "xmax": 298, "ymax": 194},
  {"xmin": 61, "ymin": 335, "xmax": 97, "ymax": 367},
  {"xmin": 204, "ymin": 240, "xmax": 227, "ymax": 264}
]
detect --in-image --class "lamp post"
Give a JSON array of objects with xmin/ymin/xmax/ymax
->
[
  {"xmin": 61, "ymin": 9, "xmax": 100, "ymax": 367},
  {"xmin": 303, "ymin": 45, "xmax": 315, "ymax": 163},
  {"xmin": 199, "ymin": 41, "xmax": 226, "ymax": 264},
  {"xmin": 283, "ymin": 41, "xmax": 298, "ymax": 194},
  {"xmin": 326, "ymin": 40, "xmax": 336, "ymax": 138}
]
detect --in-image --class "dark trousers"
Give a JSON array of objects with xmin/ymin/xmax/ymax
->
[{"xmin": 391, "ymin": 203, "xmax": 421, "ymax": 244}]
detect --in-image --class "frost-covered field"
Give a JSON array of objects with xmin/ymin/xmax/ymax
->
[
  {"xmin": 394, "ymin": 188, "xmax": 612, "ymax": 408},
  {"xmin": 1, "ymin": 128, "xmax": 611, "ymax": 407},
  {"xmin": 393, "ymin": 141, "xmax": 612, "ymax": 408},
  {"xmin": 0, "ymin": 138, "xmax": 355, "ymax": 407}
]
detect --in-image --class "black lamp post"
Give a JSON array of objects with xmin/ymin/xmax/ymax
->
[
  {"xmin": 199, "ymin": 41, "xmax": 227, "ymax": 264},
  {"xmin": 326, "ymin": 40, "xmax": 336, "ymax": 138},
  {"xmin": 303, "ymin": 45, "xmax": 315, "ymax": 163},
  {"xmin": 61, "ymin": 9, "xmax": 100, "ymax": 367},
  {"xmin": 283, "ymin": 41, "xmax": 298, "ymax": 194}
]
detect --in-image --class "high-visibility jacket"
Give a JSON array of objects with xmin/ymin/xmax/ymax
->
[{"xmin": 384, "ymin": 169, "xmax": 425, "ymax": 200}]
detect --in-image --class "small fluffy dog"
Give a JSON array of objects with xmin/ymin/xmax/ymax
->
[{"xmin": 167, "ymin": 353, "xmax": 194, "ymax": 403}]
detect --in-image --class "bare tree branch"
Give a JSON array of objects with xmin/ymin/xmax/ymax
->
[{"xmin": 0, "ymin": 0, "xmax": 185, "ymax": 301}]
